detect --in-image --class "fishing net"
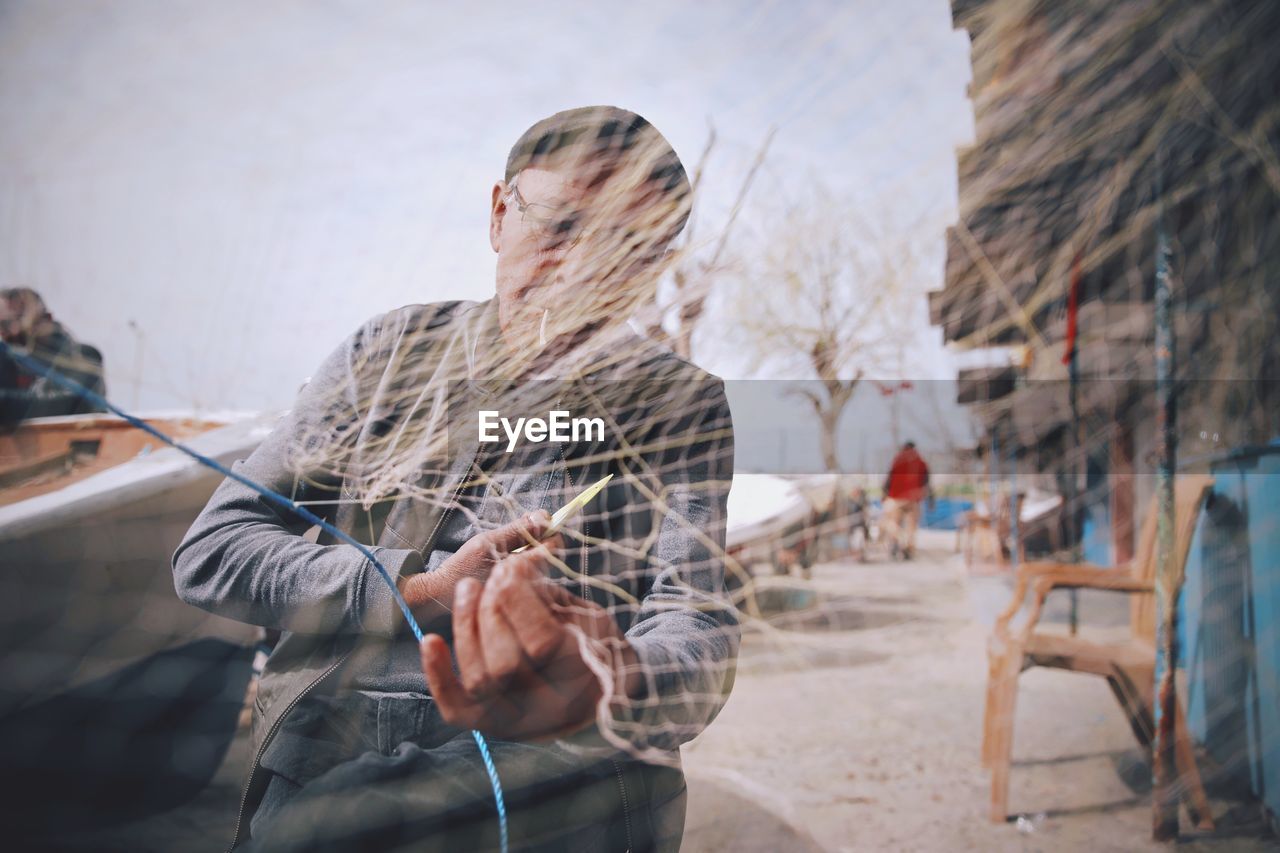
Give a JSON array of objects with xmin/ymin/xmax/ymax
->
[{"xmin": 2, "ymin": 0, "xmax": 1278, "ymax": 849}]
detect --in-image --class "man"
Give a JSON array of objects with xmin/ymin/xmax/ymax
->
[
  {"xmin": 880, "ymin": 440, "xmax": 930, "ymax": 560},
  {"xmin": 173, "ymin": 106, "xmax": 737, "ymax": 851},
  {"xmin": 0, "ymin": 287, "xmax": 107, "ymax": 426}
]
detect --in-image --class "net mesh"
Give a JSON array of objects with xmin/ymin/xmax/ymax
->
[{"xmin": 2, "ymin": 0, "xmax": 1278, "ymax": 848}]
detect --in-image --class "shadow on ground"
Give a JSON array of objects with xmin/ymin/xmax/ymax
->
[
  {"xmin": 683, "ymin": 775, "xmax": 826, "ymax": 853},
  {"xmin": 735, "ymin": 640, "xmax": 890, "ymax": 674},
  {"xmin": 765, "ymin": 597, "xmax": 934, "ymax": 633}
]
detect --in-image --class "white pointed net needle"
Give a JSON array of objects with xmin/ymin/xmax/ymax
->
[{"xmin": 511, "ymin": 473, "xmax": 613, "ymax": 553}]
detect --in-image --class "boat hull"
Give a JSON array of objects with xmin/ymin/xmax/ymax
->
[{"xmin": 0, "ymin": 413, "xmax": 272, "ymax": 718}]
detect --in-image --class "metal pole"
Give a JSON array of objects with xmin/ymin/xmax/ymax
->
[
  {"xmin": 128, "ymin": 319, "xmax": 144, "ymax": 410},
  {"xmin": 990, "ymin": 431, "xmax": 998, "ymax": 521},
  {"xmin": 1009, "ymin": 438, "xmax": 1019, "ymax": 571},
  {"xmin": 890, "ymin": 389, "xmax": 901, "ymax": 449},
  {"xmin": 1069, "ymin": 335, "xmax": 1081, "ymax": 635},
  {"xmin": 1152, "ymin": 139, "xmax": 1181, "ymax": 841}
]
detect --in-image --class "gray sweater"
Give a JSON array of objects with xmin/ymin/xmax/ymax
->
[{"xmin": 171, "ymin": 299, "xmax": 738, "ymax": 845}]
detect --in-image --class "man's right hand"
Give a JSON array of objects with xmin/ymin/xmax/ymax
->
[{"xmin": 396, "ymin": 510, "xmax": 559, "ymax": 630}]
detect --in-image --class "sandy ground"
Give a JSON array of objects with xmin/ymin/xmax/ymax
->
[
  {"xmin": 680, "ymin": 530, "xmax": 1273, "ymax": 852},
  {"xmin": 45, "ymin": 530, "xmax": 1274, "ymax": 851}
]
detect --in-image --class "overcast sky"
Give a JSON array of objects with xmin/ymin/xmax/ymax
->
[{"xmin": 0, "ymin": 0, "xmax": 973, "ymax": 414}]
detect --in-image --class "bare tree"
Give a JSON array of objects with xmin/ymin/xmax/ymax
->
[
  {"xmin": 732, "ymin": 187, "xmax": 925, "ymax": 473},
  {"xmin": 643, "ymin": 124, "xmax": 774, "ymax": 359}
]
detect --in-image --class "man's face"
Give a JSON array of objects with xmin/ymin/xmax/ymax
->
[{"xmin": 489, "ymin": 164, "xmax": 672, "ymax": 347}]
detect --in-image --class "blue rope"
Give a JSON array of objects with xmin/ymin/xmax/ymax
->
[
  {"xmin": 1, "ymin": 340, "xmax": 509, "ymax": 853},
  {"xmin": 472, "ymin": 730, "xmax": 509, "ymax": 852}
]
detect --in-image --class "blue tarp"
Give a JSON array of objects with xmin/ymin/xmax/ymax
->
[
  {"xmin": 921, "ymin": 497, "xmax": 973, "ymax": 531},
  {"xmin": 1178, "ymin": 442, "xmax": 1280, "ymax": 823}
]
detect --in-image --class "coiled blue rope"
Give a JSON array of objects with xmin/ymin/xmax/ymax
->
[{"xmin": 0, "ymin": 340, "xmax": 509, "ymax": 853}]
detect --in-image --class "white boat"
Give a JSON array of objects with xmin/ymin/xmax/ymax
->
[
  {"xmin": 0, "ymin": 412, "xmax": 276, "ymax": 835},
  {"xmin": 0, "ymin": 411, "xmax": 273, "ymax": 715},
  {"xmin": 726, "ymin": 474, "xmax": 812, "ymax": 554}
]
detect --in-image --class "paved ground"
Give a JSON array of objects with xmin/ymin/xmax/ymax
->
[
  {"xmin": 680, "ymin": 530, "xmax": 1274, "ymax": 852},
  {"xmin": 43, "ymin": 530, "xmax": 1275, "ymax": 851}
]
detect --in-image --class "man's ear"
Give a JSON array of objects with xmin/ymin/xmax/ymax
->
[{"xmin": 489, "ymin": 181, "xmax": 508, "ymax": 253}]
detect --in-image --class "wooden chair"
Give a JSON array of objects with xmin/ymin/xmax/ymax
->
[{"xmin": 982, "ymin": 474, "xmax": 1216, "ymax": 827}]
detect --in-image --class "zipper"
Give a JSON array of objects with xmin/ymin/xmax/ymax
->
[
  {"xmin": 227, "ymin": 651, "xmax": 350, "ymax": 851},
  {"xmin": 561, "ymin": 391, "xmax": 624, "ymax": 847},
  {"xmin": 229, "ymin": 447, "xmax": 480, "ymax": 850},
  {"xmin": 425, "ymin": 446, "xmax": 480, "ymax": 553},
  {"xmin": 551, "ymin": 390, "xmax": 590, "ymax": 603},
  {"xmin": 610, "ymin": 759, "xmax": 634, "ymax": 852},
  {"xmin": 555, "ymin": 443, "xmax": 590, "ymax": 602}
]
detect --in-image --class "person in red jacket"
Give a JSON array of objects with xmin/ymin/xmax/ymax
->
[{"xmin": 881, "ymin": 441, "xmax": 930, "ymax": 559}]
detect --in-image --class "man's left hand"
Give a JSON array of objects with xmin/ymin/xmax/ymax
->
[{"xmin": 419, "ymin": 551, "xmax": 640, "ymax": 741}]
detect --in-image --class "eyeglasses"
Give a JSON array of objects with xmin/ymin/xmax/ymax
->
[
  {"xmin": 504, "ymin": 176, "xmax": 668, "ymax": 267},
  {"xmin": 505, "ymin": 177, "xmax": 588, "ymax": 250}
]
